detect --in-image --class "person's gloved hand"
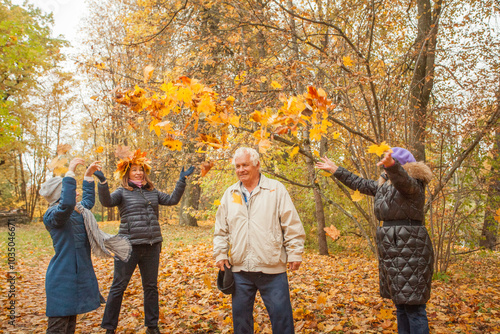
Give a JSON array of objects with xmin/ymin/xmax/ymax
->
[
  {"xmin": 179, "ymin": 166, "xmax": 195, "ymax": 181},
  {"xmin": 93, "ymin": 170, "xmax": 107, "ymax": 183}
]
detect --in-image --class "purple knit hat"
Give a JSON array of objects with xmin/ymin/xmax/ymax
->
[{"xmin": 391, "ymin": 147, "xmax": 416, "ymax": 166}]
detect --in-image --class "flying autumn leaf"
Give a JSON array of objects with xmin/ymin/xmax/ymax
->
[
  {"xmin": 319, "ymin": 170, "xmax": 332, "ymax": 177},
  {"xmin": 48, "ymin": 157, "xmax": 68, "ymax": 172},
  {"xmin": 95, "ymin": 146, "xmax": 104, "ymax": 153},
  {"xmin": 367, "ymin": 141, "xmax": 391, "ymax": 157},
  {"xmin": 258, "ymin": 139, "xmax": 272, "ymax": 153},
  {"xmin": 115, "ymin": 145, "xmax": 132, "ymax": 159},
  {"xmin": 351, "ymin": 190, "xmax": 364, "ymax": 202},
  {"xmin": 200, "ymin": 161, "xmax": 214, "ymax": 177},
  {"xmin": 316, "ymin": 292, "xmax": 327, "ymax": 306},
  {"xmin": 56, "ymin": 144, "xmax": 72, "ymax": 156},
  {"xmin": 213, "ymin": 199, "xmax": 221, "ymax": 206},
  {"xmin": 494, "ymin": 208, "xmax": 500, "ymax": 222},
  {"xmin": 271, "ymin": 81, "xmax": 282, "ymax": 89},
  {"xmin": 163, "ymin": 138, "xmax": 182, "ymax": 151},
  {"xmin": 290, "ymin": 146, "xmax": 300, "ymax": 158},
  {"xmin": 143, "ymin": 65, "xmax": 155, "ymax": 83},
  {"xmin": 343, "ymin": 56, "xmax": 354, "ymax": 67},
  {"xmin": 324, "ymin": 225, "xmax": 340, "ymax": 241}
]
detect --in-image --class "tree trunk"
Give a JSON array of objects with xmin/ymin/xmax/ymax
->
[
  {"xmin": 304, "ymin": 134, "xmax": 329, "ymax": 255},
  {"xmin": 480, "ymin": 85, "xmax": 500, "ymax": 250},
  {"xmin": 408, "ymin": 0, "xmax": 442, "ymax": 161},
  {"xmin": 179, "ymin": 179, "xmax": 200, "ymax": 227}
]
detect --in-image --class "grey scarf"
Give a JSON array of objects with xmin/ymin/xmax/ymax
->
[{"xmin": 76, "ymin": 202, "xmax": 132, "ymax": 262}]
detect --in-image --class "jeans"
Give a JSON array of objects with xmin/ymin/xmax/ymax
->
[
  {"xmin": 396, "ymin": 304, "xmax": 429, "ymax": 334},
  {"xmin": 47, "ymin": 315, "xmax": 76, "ymax": 334},
  {"xmin": 101, "ymin": 242, "xmax": 161, "ymax": 330},
  {"xmin": 232, "ymin": 272, "xmax": 294, "ymax": 334}
]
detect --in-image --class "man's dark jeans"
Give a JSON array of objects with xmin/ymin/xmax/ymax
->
[
  {"xmin": 232, "ymin": 271, "xmax": 294, "ymax": 334},
  {"xmin": 101, "ymin": 242, "xmax": 161, "ymax": 330},
  {"xmin": 396, "ymin": 304, "xmax": 429, "ymax": 334}
]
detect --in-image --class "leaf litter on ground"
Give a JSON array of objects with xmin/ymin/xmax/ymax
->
[{"xmin": 1, "ymin": 220, "xmax": 499, "ymax": 333}]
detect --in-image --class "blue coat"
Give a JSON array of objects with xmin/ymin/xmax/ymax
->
[{"xmin": 43, "ymin": 177, "xmax": 101, "ymax": 317}]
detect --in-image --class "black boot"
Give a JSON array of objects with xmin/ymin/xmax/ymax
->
[{"xmin": 146, "ymin": 327, "xmax": 161, "ymax": 334}]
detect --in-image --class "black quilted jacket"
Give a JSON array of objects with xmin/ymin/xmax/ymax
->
[
  {"xmin": 98, "ymin": 179, "xmax": 186, "ymax": 245},
  {"xmin": 334, "ymin": 161, "xmax": 434, "ymax": 305}
]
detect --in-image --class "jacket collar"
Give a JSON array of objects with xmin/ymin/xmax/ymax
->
[{"xmin": 229, "ymin": 173, "xmax": 272, "ymax": 194}]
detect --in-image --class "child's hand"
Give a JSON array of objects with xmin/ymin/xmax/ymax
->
[
  {"xmin": 68, "ymin": 158, "xmax": 85, "ymax": 173},
  {"xmin": 377, "ymin": 150, "xmax": 395, "ymax": 168}
]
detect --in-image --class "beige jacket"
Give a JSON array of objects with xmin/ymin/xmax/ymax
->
[{"xmin": 214, "ymin": 174, "xmax": 305, "ymax": 274}]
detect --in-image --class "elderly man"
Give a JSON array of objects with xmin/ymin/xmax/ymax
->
[{"xmin": 214, "ymin": 147, "xmax": 306, "ymax": 334}]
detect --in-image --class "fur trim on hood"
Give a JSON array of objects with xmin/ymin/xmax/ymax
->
[{"xmin": 378, "ymin": 161, "xmax": 433, "ymax": 186}]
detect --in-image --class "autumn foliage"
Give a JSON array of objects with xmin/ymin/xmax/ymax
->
[{"xmin": 1, "ymin": 221, "xmax": 499, "ymax": 333}]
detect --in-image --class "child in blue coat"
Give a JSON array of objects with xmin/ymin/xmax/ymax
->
[{"xmin": 40, "ymin": 158, "xmax": 102, "ymax": 334}]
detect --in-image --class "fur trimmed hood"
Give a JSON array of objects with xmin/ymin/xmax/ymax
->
[{"xmin": 378, "ymin": 161, "xmax": 432, "ymax": 186}]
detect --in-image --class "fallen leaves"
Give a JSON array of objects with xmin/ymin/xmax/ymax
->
[{"xmin": 2, "ymin": 222, "xmax": 499, "ymax": 333}]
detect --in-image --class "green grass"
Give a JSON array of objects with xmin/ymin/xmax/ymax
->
[{"xmin": 0, "ymin": 219, "xmax": 214, "ymax": 265}]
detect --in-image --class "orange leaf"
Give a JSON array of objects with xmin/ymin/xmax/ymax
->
[
  {"xmin": 200, "ymin": 161, "xmax": 214, "ymax": 177},
  {"xmin": 95, "ymin": 146, "xmax": 104, "ymax": 153},
  {"xmin": 143, "ymin": 65, "xmax": 155, "ymax": 83},
  {"xmin": 324, "ymin": 225, "xmax": 340, "ymax": 241},
  {"xmin": 351, "ymin": 190, "xmax": 364, "ymax": 202}
]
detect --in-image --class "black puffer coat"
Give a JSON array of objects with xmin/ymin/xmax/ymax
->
[
  {"xmin": 98, "ymin": 179, "xmax": 186, "ymax": 245},
  {"xmin": 334, "ymin": 161, "xmax": 434, "ymax": 305}
]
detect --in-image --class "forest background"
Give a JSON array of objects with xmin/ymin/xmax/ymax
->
[{"xmin": 1, "ymin": 0, "xmax": 500, "ymax": 332}]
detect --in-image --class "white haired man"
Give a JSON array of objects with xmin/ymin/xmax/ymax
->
[{"xmin": 214, "ymin": 147, "xmax": 306, "ymax": 334}]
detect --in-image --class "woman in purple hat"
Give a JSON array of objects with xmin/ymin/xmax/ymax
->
[{"xmin": 316, "ymin": 147, "xmax": 434, "ymax": 334}]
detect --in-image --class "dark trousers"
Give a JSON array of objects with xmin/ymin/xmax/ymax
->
[
  {"xmin": 232, "ymin": 272, "xmax": 294, "ymax": 334},
  {"xmin": 47, "ymin": 315, "xmax": 77, "ymax": 334},
  {"xmin": 101, "ymin": 242, "xmax": 161, "ymax": 330},
  {"xmin": 396, "ymin": 304, "xmax": 429, "ymax": 334}
]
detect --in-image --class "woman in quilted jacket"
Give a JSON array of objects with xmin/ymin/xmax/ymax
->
[
  {"xmin": 95, "ymin": 149, "xmax": 194, "ymax": 334},
  {"xmin": 316, "ymin": 147, "xmax": 434, "ymax": 334}
]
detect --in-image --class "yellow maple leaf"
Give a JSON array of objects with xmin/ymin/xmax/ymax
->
[
  {"xmin": 226, "ymin": 95, "xmax": 235, "ymax": 103},
  {"xmin": 228, "ymin": 115, "xmax": 240, "ymax": 127},
  {"xmin": 213, "ymin": 199, "xmax": 221, "ymax": 206},
  {"xmin": 309, "ymin": 127, "xmax": 323, "ymax": 141},
  {"xmin": 202, "ymin": 274, "xmax": 212, "ymax": 289},
  {"xmin": 313, "ymin": 149, "xmax": 320, "ymax": 157},
  {"xmin": 378, "ymin": 308, "xmax": 394, "ymax": 320},
  {"xmin": 232, "ymin": 193, "xmax": 242, "ymax": 205},
  {"xmin": 351, "ymin": 190, "xmax": 364, "ymax": 202},
  {"xmin": 333, "ymin": 131, "xmax": 341, "ymax": 139},
  {"xmin": 367, "ymin": 141, "xmax": 391, "ymax": 157},
  {"xmin": 163, "ymin": 138, "xmax": 182, "ymax": 151},
  {"xmin": 343, "ymin": 56, "xmax": 354, "ymax": 67},
  {"xmin": 53, "ymin": 166, "xmax": 68, "ymax": 176},
  {"xmin": 95, "ymin": 146, "xmax": 104, "ymax": 153},
  {"xmin": 317, "ymin": 292, "xmax": 327, "ymax": 305},
  {"xmin": 290, "ymin": 146, "xmax": 300, "ymax": 158},
  {"xmin": 271, "ymin": 81, "xmax": 282, "ymax": 89}
]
